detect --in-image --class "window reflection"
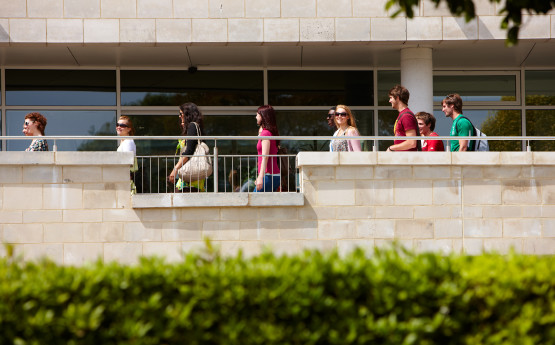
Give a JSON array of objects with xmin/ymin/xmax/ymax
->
[
  {"xmin": 7, "ymin": 110, "xmax": 117, "ymax": 151},
  {"xmin": 525, "ymin": 71, "xmax": 555, "ymax": 106},
  {"xmin": 433, "ymin": 109, "xmax": 521, "ymax": 151},
  {"xmin": 6, "ymin": 70, "xmax": 116, "ymax": 106},
  {"xmin": 433, "ymin": 75, "xmax": 517, "ymax": 102},
  {"xmin": 526, "ymin": 110, "xmax": 555, "ymax": 151},
  {"xmin": 377, "ymin": 71, "xmax": 400, "ymax": 106},
  {"xmin": 121, "ymin": 70, "xmax": 263, "ymax": 106},
  {"xmin": 268, "ymin": 71, "xmax": 373, "ymax": 106}
]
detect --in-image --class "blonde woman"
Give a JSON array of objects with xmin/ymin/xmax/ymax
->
[{"xmin": 330, "ymin": 105, "xmax": 361, "ymax": 152}]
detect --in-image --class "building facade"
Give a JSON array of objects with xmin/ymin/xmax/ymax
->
[{"xmin": 0, "ymin": 0, "xmax": 554, "ymax": 153}]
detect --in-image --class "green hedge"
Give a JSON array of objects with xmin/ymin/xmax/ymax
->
[{"xmin": 1, "ymin": 245, "xmax": 554, "ymax": 345}]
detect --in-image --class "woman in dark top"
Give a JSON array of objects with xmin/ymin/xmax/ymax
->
[{"xmin": 168, "ymin": 102, "xmax": 206, "ymax": 192}]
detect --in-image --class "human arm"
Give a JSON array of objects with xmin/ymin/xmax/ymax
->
[
  {"xmin": 168, "ymin": 156, "xmax": 189, "ymax": 184},
  {"xmin": 387, "ymin": 129, "xmax": 417, "ymax": 151},
  {"xmin": 169, "ymin": 124, "xmax": 198, "ymax": 183},
  {"xmin": 347, "ymin": 128, "xmax": 362, "ymax": 152},
  {"xmin": 256, "ymin": 139, "xmax": 271, "ymax": 191},
  {"xmin": 457, "ymin": 119, "xmax": 474, "ymax": 152}
]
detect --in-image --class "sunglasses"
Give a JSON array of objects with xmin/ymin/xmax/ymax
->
[
  {"xmin": 335, "ymin": 112, "xmax": 348, "ymax": 117},
  {"xmin": 24, "ymin": 121, "xmax": 33, "ymax": 126},
  {"xmin": 116, "ymin": 123, "xmax": 130, "ymax": 128}
]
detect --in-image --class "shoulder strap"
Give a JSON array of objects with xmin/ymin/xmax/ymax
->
[{"xmin": 192, "ymin": 122, "xmax": 202, "ymax": 144}]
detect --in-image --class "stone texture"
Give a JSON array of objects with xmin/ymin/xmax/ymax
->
[
  {"xmin": 64, "ymin": 243, "xmax": 103, "ymax": 265},
  {"xmin": 23, "ymin": 166, "xmax": 62, "ymax": 184},
  {"xmin": 281, "ymin": 0, "xmax": 315, "ymax": 17},
  {"xmin": 371, "ymin": 17, "xmax": 406, "ymax": 41},
  {"xmin": 433, "ymin": 180, "xmax": 461, "ymax": 205},
  {"xmin": 4, "ymin": 184, "xmax": 42, "ymax": 210},
  {"xmin": 3, "ymin": 224, "xmax": 43, "ymax": 243},
  {"xmin": 120, "ymin": 19, "xmax": 156, "ymax": 43},
  {"xmin": 174, "ymin": 0, "xmax": 210, "ymax": 18},
  {"xmin": 101, "ymin": 0, "xmax": 137, "ymax": 18},
  {"xmin": 435, "ymin": 219, "xmax": 463, "ymax": 238},
  {"xmin": 192, "ymin": 19, "xmax": 228, "ymax": 42},
  {"xmin": 318, "ymin": 0, "xmax": 351, "ymax": 17},
  {"xmin": 245, "ymin": 0, "xmax": 280, "ymax": 17},
  {"xmin": 503, "ymin": 219, "xmax": 542, "ymax": 237},
  {"xmin": 104, "ymin": 242, "xmax": 143, "ymax": 264},
  {"xmin": 318, "ymin": 220, "xmax": 356, "ymax": 239},
  {"xmin": 0, "ymin": 210, "xmax": 23, "ymax": 224},
  {"xmin": 162, "ymin": 222, "xmax": 202, "ymax": 241},
  {"xmin": 43, "ymin": 184, "xmax": 83, "ymax": 210},
  {"xmin": 0, "ymin": 19, "xmax": 8, "ymax": 44},
  {"xmin": 395, "ymin": 220, "xmax": 434, "ymax": 238},
  {"xmin": 63, "ymin": 210, "xmax": 102, "ymax": 223},
  {"xmin": 394, "ymin": 180, "xmax": 433, "ymax": 205},
  {"xmin": 28, "ymin": 0, "xmax": 63, "ymax": 18},
  {"xmin": 443, "ymin": 17, "xmax": 478, "ymax": 40},
  {"xmin": 23, "ymin": 210, "xmax": 63, "ymax": 224},
  {"xmin": 23, "ymin": 244, "xmax": 64, "ymax": 264},
  {"xmin": 202, "ymin": 221, "xmax": 240, "ymax": 240},
  {"xmin": 0, "ymin": 167, "xmax": 22, "ymax": 183},
  {"xmin": 84, "ymin": 19, "xmax": 120, "ymax": 43},
  {"xmin": 124, "ymin": 222, "xmax": 163, "ymax": 241},
  {"xmin": 502, "ymin": 180, "xmax": 541, "ymax": 205},
  {"xmin": 407, "ymin": 17, "xmax": 442, "ymax": 40},
  {"xmin": 484, "ymin": 238, "xmax": 523, "ymax": 254},
  {"xmin": 317, "ymin": 180, "xmax": 355, "ymax": 205},
  {"xmin": 84, "ymin": 184, "xmax": 117, "ymax": 209},
  {"xmin": 300, "ymin": 18, "xmax": 334, "ymax": 42},
  {"xmin": 47, "ymin": 19, "xmax": 83, "ymax": 43},
  {"xmin": 156, "ymin": 19, "xmax": 192, "ymax": 43},
  {"xmin": 523, "ymin": 238, "xmax": 555, "ymax": 255},
  {"xmin": 356, "ymin": 180, "xmax": 394, "ymax": 206},
  {"xmin": 519, "ymin": 15, "xmax": 551, "ymax": 39},
  {"xmin": 375, "ymin": 206, "xmax": 413, "ymax": 219},
  {"xmin": 44, "ymin": 223, "xmax": 83, "ymax": 242},
  {"xmin": 83, "ymin": 222, "xmax": 124, "ymax": 242},
  {"xmin": 10, "ymin": 19, "xmax": 47, "ymax": 43},
  {"xmin": 138, "ymin": 0, "xmax": 172, "ymax": 18},
  {"xmin": 143, "ymin": 242, "xmax": 184, "ymax": 262},
  {"xmin": 415, "ymin": 239, "xmax": 454, "ymax": 254},
  {"xmin": 63, "ymin": 166, "xmax": 102, "ymax": 183},
  {"xmin": 478, "ymin": 16, "xmax": 506, "ymax": 40},
  {"xmin": 464, "ymin": 219, "xmax": 502, "ymax": 237},
  {"xmin": 353, "ymin": 0, "xmax": 390, "ymax": 17},
  {"xmin": 463, "ymin": 179, "xmax": 501, "ymax": 205},
  {"xmin": 297, "ymin": 152, "xmax": 337, "ymax": 166},
  {"xmin": 303, "ymin": 166, "xmax": 335, "ymax": 181},
  {"xmin": 64, "ymin": 0, "xmax": 100, "ymax": 18},
  {"xmin": 374, "ymin": 166, "xmax": 412, "ymax": 179},
  {"xmin": 0, "ymin": 0, "xmax": 27, "ymax": 17},
  {"xmin": 209, "ymin": 0, "xmax": 244, "ymax": 18},
  {"xmin": 228, "ymin": 19, "xmax": 263, "ymax": 42}
]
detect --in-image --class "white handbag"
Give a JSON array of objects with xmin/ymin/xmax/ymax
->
[{"xmin": 177, "ymin": 123, "xmax": 213, "ymax": 182}]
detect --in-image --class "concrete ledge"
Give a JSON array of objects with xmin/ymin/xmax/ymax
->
[
  {"xmin": 452, "ymin": 152, "xmax": 501, "ymax": 165},
  {"xmin": 132, "ymin": 193, "xmax": 172, "ymax": 208},
  {"xmin": 56, "ymin": 152, "xmax": 134, "ymax": 165},
  {"xmin": 132, "ymin": 192, "xmax": 304, "ymax": 208},
  {"xmin": 339, "ymin": 152, "xmax": 377, "ymax": 165},
  {"xmin": 500, "ymin": 152, "xmax": 533, "ymax": 165},
  {"xmin": 173, "ymin": 193, "xmax": 249, "ymax": 207},
  {"xmin": 297, "ymin": 152, "xmax": 338, "ymax": 166},
  {"xmin": 533, "ymin": 152, "xmax": 555, "ymax": 165},
  {"xmin": 0, "ymin": 152, "xmax": 55, "ymax": 165},
  {"xmin": 378, "ymin": 152, "xmax": 451, "ymax": 165},
  {"xmin": 249, "ymin": 192, "xmax": 304, "ymax": 206}
]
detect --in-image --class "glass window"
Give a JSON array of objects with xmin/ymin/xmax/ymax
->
[
  {"xmin": 6, "ymin": 70, "xmax": 116, "ymax": 106},
  {"xmin": 433, "ymin": 109, "xmax": 522, "ymax": 151},
  {"xmin": 377, "ymin": 110, "xmax": 397, "ymax": 151},
  {"xmin": 7, "ymin": 110, "xmax": 116, "ymax": 151},
  {"xmin": 433, "ymin": 74, "xmax": 517, "ymax": 102},
  {"xmin": 525, "ymin": 71, "xmax": 555, "ymax": 106},
  {"xmin": 121, "ymin": 70, "xmax": 263, "ymax": 106},
  {"xmin": 268, "ymin": 71, "xmax": 373, "ymax": 106},
  {"xmin": 526, "ymin": 110, "xmax": 555, "ymax": 151},
  {"xmin": 377, "ymin": 71, "xmax": 400, "ymax": 106}
]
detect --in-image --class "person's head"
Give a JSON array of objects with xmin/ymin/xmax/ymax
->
[
  {"xmin": 23, "ymin": 112, "xmax": 47, "ymax": 136},
  {"xmin": 179, "ymin": 102, "xmax": 204, "ymax": 134},
  {"xmin": 334, "ymin": 105, "xmax": 357, "ymax": 129},
  {"xmin": 228, "ymin": 169, "xmax": 240, "ymax": 190},
  {"xmin": 415, "ymin": 112, "xmax": 436, "ymax": 136},
  {"xmin": 327, "ymin": 106, "xmax": 336, "ymax": 128},
  {"xmin": 442, "ymin": 93, "xmax": 463, "ymax": 118},
  {"xmin": 388, "ymin": 85, "xmax": 410, "ymax": 110},
  {"xmin": 116, "ymin": 115, "xmax": 135, "ymax": 136},
  {"xmin": 256, "ymin": 105, "xmax": 280, "ymax": 145}
]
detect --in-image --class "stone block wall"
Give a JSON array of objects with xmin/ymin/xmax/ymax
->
[
  {"xmin": 1, "ymin": 151, "xmax": 554, "ymax": 266},
  {"xmin": 0, "ymin": 0, "xmax": 553, "ymax": 44}
]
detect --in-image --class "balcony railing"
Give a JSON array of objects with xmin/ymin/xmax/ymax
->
[{"xmin": 3, "ymin": 135, "xmax": 554, "ymax": 194}]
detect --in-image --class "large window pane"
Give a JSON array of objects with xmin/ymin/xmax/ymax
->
[
  {"xmin": 121, "ymin": 70, "xmax": 263, "ymax": 106},
  {"xmin": 525, "ymin": 71, "xmax": 555, "ymax": 106},
  {"xmin": 433, "ymin": 109, "xmax": 522, "ymax": 151},
  {"xmin": 6, "ymin": 70, "xmax": 116, "ymax": 106},
  {"xmin": 433, "ymin": 75, "xmax": 517, "ymax": 102},
  {"xmin": 377, "ymin": 71, "xmax": 400, "ymax": 106},
  {"xmin": 526, "ymin": 110, "xmax": 555, "ymax": 151},
  {"xmin": 268, "ymin": 71, "xmax": 373, "ymax": 106},
  {"xmin": 7, "ymin": 110, "xmax": 116, "ymax": 151},
  {"xmin": 377, "ymin": 110, "xmax": 397, "ymax": 151}
]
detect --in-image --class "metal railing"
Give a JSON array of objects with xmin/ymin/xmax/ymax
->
[{"xmin": 3, "ymin": 135, "xmax": 555, "ymax": 194}]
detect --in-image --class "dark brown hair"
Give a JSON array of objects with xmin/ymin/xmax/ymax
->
[
  {"xmin": 443, "ymin": 93, "xmax": 463, "ymax": 113},
  {"xmin": 388, "ymin": 85, "xmax": 410, "ymax": 105},
  {"xmin": 257, "ymin": 105, "xmax": 280, "ymax": 146},
  {"xmin": 25, "ymin": 112, "xmax": 47, "ymax": 135},
  {"xmin": 179, "ymin": 102, "xmax": 204, "ymax": 135}
]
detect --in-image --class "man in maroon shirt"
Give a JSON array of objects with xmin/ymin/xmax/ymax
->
[{"xmin": 386, "ymin": 85, "xmax": 419, "ymax": 151}]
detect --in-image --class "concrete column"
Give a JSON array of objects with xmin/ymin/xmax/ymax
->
[{"xmin": 400, "ymin": 47, "xmax": 433, "ymax": 114}]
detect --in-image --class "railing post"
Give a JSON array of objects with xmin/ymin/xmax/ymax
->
[
  {"xmin": 53, "ymin": 139, "xmax": 57, "ymax": 152},
  {"xmin": 213, "ymin": 142, "xmax": 218, "ymax": 193},
  {"xmin": 527, "ymin": 140, "xmax": 532, "ymax": 152}
]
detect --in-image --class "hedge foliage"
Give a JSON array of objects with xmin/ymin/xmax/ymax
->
[{"xmin": 1, "ymin": 244, "xmax": 554, "ymax": 345}]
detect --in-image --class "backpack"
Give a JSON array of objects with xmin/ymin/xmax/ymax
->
[{"xmin": 459, "ymin": 116, "xmax": 489, "ymax": 152}]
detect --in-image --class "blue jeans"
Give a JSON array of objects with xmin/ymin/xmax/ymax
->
[{"xmin": 254, "ymin": 174, "xmax": 281, "ymax": 192}]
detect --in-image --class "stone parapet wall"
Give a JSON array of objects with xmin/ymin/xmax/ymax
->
[
  {"xmin": 1, "ymin": 151, "xmax": 554, "ymax": 265},
  {"xmin": 0, "ymin": 0, "xmax": 552, "ymax": 44}
]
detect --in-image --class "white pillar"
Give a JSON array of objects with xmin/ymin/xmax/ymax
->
[{"xmin": 400, "ymin": 47, "xmax": 433, "ymax": 114}]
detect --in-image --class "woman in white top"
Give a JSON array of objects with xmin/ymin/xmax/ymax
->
[
  {"xmin": 116, "ymin": 115, "xmax": 136, "ymax": 153},
  {"xmin": 330, "ymin": 105, "xmax": 362, "ymax": 152}
]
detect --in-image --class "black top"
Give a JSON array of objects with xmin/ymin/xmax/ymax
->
[{"xmin": 181, "ymin": 122, "xmax": 200, "ymax": 156}]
